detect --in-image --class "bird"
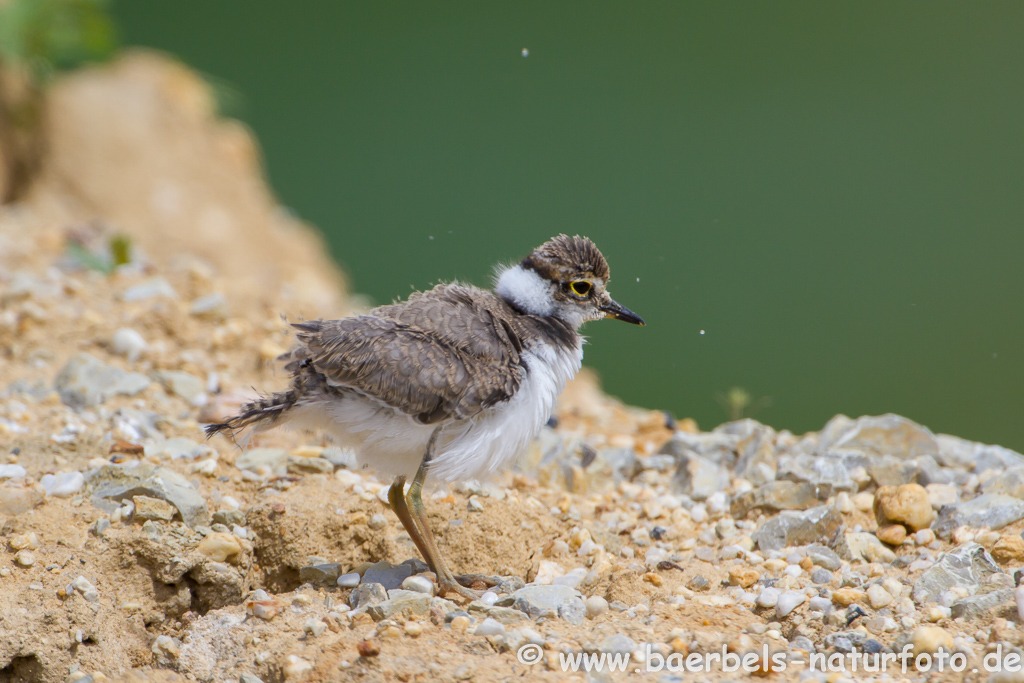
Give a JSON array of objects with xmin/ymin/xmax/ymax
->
[{"xmin": 206, "ymin": 234, "xmax": 644, "ymax": 598}]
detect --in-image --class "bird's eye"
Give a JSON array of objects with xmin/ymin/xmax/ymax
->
[{"xmin": 570, "ymin": 280, "xmax": 592, "ymax": 296}]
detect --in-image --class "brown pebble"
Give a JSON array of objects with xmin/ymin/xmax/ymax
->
[
  {"xmin": 876, "ymin": 523, "xmax": 908, "ymax": 546},
  {"xmin": 470, "ymin": 580, "xmax": 487, "ymax": 591},
  {"xmin": 728, "ymin": 566, "xmax": 760, "ymax": 589},
  {"xmin": 669, "ymin": 637, "xmax": 689, "ymax": 655},
  {"xmin": 109, "ymin": 439, "xmax": 144, "ymax": 455},
  {"xmin": 644, "ymin": 572, "xmax": 664, "ymax": 587},
  {"xmin": 270, "ymin": 502, "xmax": 286, "ymax": 514},
  {"xmin": 357, "ymin": 639, "xmax": 380, "ymax": 657},
  {"xmin": 992, "ymin": 535, "xmax": 1024, "ymax": 564},
  {"xmin": 832, "ymin": 587, "xmax": 866, "ymax": 607}
]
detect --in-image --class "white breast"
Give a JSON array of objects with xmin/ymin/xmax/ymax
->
[
  {"xmin": 282, "ymin": 339, "xmax": 583, "ymax": 484},
  {"xmin": 426, "ymin": 339, "xmax": 583, "ymax": 482}
]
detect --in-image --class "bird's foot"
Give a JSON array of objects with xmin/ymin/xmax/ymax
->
[{"xmin": 436, "ymin": 576, "xmax": 484, "ymax": 601}]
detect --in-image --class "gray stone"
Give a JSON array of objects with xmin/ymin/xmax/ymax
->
[
  {"xmin": 836, "ymin": 532, "xmax": 896, "ymax": 564},
  {"xmin": 934, "ymin": 494, "xmax": 1024, "ymax": 538},
  {"xmin": 349, "ymin": 582, "xmax": 387, "ymax": 609},
  {"xmin": 866, "ymin": 457, "xmax": 919, "ymax": 487},
  {"xmin": 672, "ymin": 450, "xmax": 730, "ymax": 501},
  {"xmin": 367, "ymin": 589, "xmax": 431, "ymax": 621},
  {"xmin": 87, "ymin": 463, "xmax": 209, "ymax": 528},
  {"xmin": 912, "ymin": 543, "xmax": 1001, "ymax": 603},
  {"xmin": 235, "ymin": 448, "xmax": 289, "ymax": 472},
  {"xmin": 730, "ymin": 480, "xmax": 826, "ymax": 518},
  {"xmin": 732, "ymin": 424, "xmax": 778, "ymax": 486},
  {"xmin": 806, "ymin": 545, "xmax": 843, "ymax": 571},
  {"xmin": 337, "ymin": 572, "xmax": 360, "ymax": 588},
  {"xmin": 984, "ymin": 466, "xmax": 1024, "ymax": 499},
  {"xmin": 55, "ymin": 352, "xmax": 151, "ymax": 409},
  {"xmin": 937, "ymin": 434, "xmax": 1024, "ymax": 472},
  {"xmin": 300, "ymin": 563, "xmax": 344, "ymax": 586},
  {"xmin": 826, "ymin": 414, "xmax": 938, "ymax": 461},
  {"xmin": 506, "ymin": 584, "xmax": 582, "ymax": 618},
  {"xmin": 363, "ymin": 561, "xmax": 413, "ymax": 590},
  {"xmin": 752, "ymin": 505, "xmax": 844, "ymax": 552},
  {"xmin": 777, "ymin": 454, "xmax": 855, "ymax": 493},
  {"xmin": 811, "ymin": 568, "xmax": 833, "ymax": 584},
  {"xmin": 914, "ymin": 455, "xmax": 955, "ymax": 486},
  {"xmin": 473, "ymin": 617, "xmax": 505, "ymax": 636},
  {"xmin": 598, "ymin": 634, "xmax": 638, "ymax": 656},
  {"xmin": 558, "ymin": 597, "xmax": 587, "ymax": 625},
  {"xmin": 153, "ymin": 370, "xmax": 205, "ymax": 405},
  {"xmin": 189, "ymin": 292, "xmax": 228, "ymax": 318},
  {"xmin": 213, "ymin": 509, "xmax": 246, "ymax": 527},
  {"xmin": 950, "ymin": 588, "xmax": 1015, "ymax": 621},
  {"xmin": 122, "ymin": 277, "xmax": 177, "ymax": 302}
]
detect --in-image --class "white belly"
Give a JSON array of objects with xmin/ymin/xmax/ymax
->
[{"xmin": 286, "ymin": 341, "xmax": 583, "ymax": 483}]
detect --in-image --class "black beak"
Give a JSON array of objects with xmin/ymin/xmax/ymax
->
[{"xmin": 600, "ymin": 298, "xmax": 645, "ymax": 326}]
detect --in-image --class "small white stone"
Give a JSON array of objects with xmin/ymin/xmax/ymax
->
[
  {"xmin": 400, "ymin": 575, "xmax": 435, "ymax": 595},
  {"xmin": 867, "ymin": 584, "xmax": 894, "ymax": 609},
  {"xmin": 337, "ymin": 573, "xmax": 360, "ymax": 588},
  {"xmin": 111, "ymin": 328, "xmax": 148, "ymax": 361},
  {"xmin": 914, "ymin": 528, "xmax": 936, "ymax": 545},
  {"xmin": 585, "ymin": 595, "xmax": 608, "ymax": 619},
  {"xmin": 927, "ymin": 606, "xmax": 952, "ymax": 622},
  {"xmin": 367, "ymin": 513, "xmax": 387, "ymax": 530},
  {"xmin": 473, "ymin": 617, "xmax": 505, "ymax": 636},
  {"xmin": 756, "ymin": 587, "xmax": 780, "ymax": 609},
  {"xmin": 478, "ymin": 591, "xmax": 499, "ymax": 606},
  {"xmin": 14, "ymin": 550, "xmax": 35, "ymax": 567},
  {"xmin": 775, "ymin": 591, "xmax": 806, "ymax": 618},
  {"xmin": 835, "ymin": 492, "xmax": 854, "ymax": 513},
  {"xmin": 303, "ymin": 618, "xmax": 327, "ymax": 637},
  {"xmin": 283, "ymin": 655, "xmax": 312, "ymax": 679},
  {"xmin": 552, "ymin": 567, "xmax": 587, "ymax": 589},
  {"xmin": 0, "ymin": 464, "xmax": 27, "ymax": 479}
]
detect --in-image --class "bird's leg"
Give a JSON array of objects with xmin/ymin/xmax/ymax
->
[
  {"xmin": 407, "ymin": 428, "xmax": 482, "ymax": 600},
  {"xmin": 387, "ymin": 474, "xmax": 435, "ymax": 575}
]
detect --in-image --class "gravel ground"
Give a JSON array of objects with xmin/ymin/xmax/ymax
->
[{"xmin": 2, "ymin": 53, "xmax": 1024, "ymax": 683}]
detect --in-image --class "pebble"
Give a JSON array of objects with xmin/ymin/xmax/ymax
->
[
  {"xmin": 866, "ymin": 584, "xmax": 894, "ymax": 609},
  {"xmin": 927, "ymin": 606, "xmax": 952, "ymax": 622},
  {"xmin": 111, "ymin": 328, "xmax": 147, "ymax": 361},
  {"xmin": 875, "ymin": 523, "xmax": 907, "ymax": 545},
  {"xmin": 585, "ymin": 595, "xmax": 608, "ymax": 618},
  {"xmin": 71, "ymin": 575, "xmax": 100, "ymax": 602},
  {"xmin": 14, "ymin": 550, "xmax": 35, "ymax": 567},
  {"xmin": 1015, "ymin": 586, "xmax": 1024, "ymax": 622},
  {"xmin": 367, "ymin": 513, "xmax": 388, "ymax": 530},
  {"xmin": 282, "ymin": 655, "xmax": 312, "ymax": 679},
  {"xmin": 728, "ymin": 566, "xmax": 760, "ymax": 588},
  {"xmin": 400, "ymin": 575, "xmax": 435, "ymax": 595},
  {"xmin": 450, "ymin": 616, "xmax": 471, "ymax": 632},
  {"xmin": 133, "ymin": 495, "xmax": 177, "ymax": 522},
  {"xmin": 8, "ymin": 531, "xmax": 39, "ymax": 550},
  {"xmin": 196, "ymin": 532, "xmax": 242, "ymax": 564},
  {"xmin": 0, "ymin": 464, "xmax": 27, "ymax": 479},
  {"xmin": 687, "ymin": 575, "xmax": 710, "ymax": 592},
  {"xmin": 303, "ymin": 618, "xmax": 327, "ymax": 637},
  {"xmin": 808, "ymin": 596, "xmax": 831, "ymax": 612},
  {"xmin": 810, "ymin": 568, "xmax": 832, "ymax": 584},
  {"xmin": 756, "ymin": 587, "xmax": 780, "ymax": 608},
  {"xmin": 337, "ymin": 573, "xmax": 361, "ymax": 588},
  {"xmin": 404, "ymin": 621, "xmax": 424, "ymax": 637},
  {"xmin": 474, "ymin": 617, "xmax": 505, "ymax": 636},
  {"xmin": 832, "ymin": 588, "xmax": 865, "ymax": 607},
  {"xmin": 558, "ymin": 597, "xmax": 587, "ymax": 625},
  {"xmin": 776, "ymin": 591, "xmax": 805, "ymax": 618},
  {"xmin": 874, "ymin": 483, "xmax": 934, "ymax": 531},
  {"xmin": 356, "ymin": 639, "xmax": 380, "ymax": 657},
  {"xmin": 912, "ymin": 626, "xmax": 954, "ymax": 655}
]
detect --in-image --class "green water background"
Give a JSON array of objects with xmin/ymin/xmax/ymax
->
[{"xmin": 113, "ymin": 2, "xmax": 1024, "ymax": 449}]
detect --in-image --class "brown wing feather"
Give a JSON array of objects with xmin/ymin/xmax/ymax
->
[{"xmin": 290, "ymin": 285, "xmax": 524, "ymax": 424}]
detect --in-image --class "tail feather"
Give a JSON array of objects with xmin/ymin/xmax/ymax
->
[{"xmin": 204, "ymin": 389, "xmax": 298, "ymax": 443}]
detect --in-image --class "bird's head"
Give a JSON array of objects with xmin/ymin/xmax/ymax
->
[{"xmin": 495, "ymin": 234, "xmax": 644, "ymax": 329}]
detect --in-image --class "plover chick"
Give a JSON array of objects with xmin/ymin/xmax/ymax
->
[{"xmin": 207, "ymin": 234, "xmax": 643, "ymax": 597}]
